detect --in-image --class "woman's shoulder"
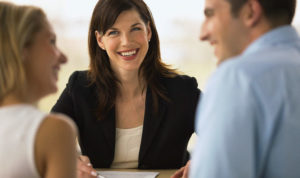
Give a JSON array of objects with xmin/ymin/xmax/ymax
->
[
  {"xmin": 67, "ymin": 70, "xmax": 89, "ymax": 84},
  {"xmin": 40, "ymin": 113, "xmax": 77, "ymax": 137},
  {"xmin": 34, "ymin": 113, "xmax": 77, "ymax": 177},
  {"xmin": 35, "ymin": 113, "xmax": 77, "ymax": 152},
  {"xmin": 162, "ymin": 74, "xmax": 198, "ymax": 89},
  {"xmin": 160, "ymin": 74, "xmax": 200, "ymax": 102},
  {"xmin": 66, "ymin": 70, "xmax": 94, "ymax": 91},
  {"xmin": 160, "ymin": 74, "xmax": 200, "ymax": 98}
]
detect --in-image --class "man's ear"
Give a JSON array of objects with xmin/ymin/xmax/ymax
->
[
  {"xmin": 242, "ymin": 0, "xmax": 263, "ymax": 27},
  {"xmin": 95, "ymin": 30, "xmax": 105, "ymax": 50}
]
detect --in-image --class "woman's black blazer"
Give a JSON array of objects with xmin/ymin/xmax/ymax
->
[{"xmin": 51, "ymin": 71, "xmax": 200, "ymax": 169}]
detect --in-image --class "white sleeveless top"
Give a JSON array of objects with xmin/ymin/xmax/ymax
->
[
  {"xmin": 111, "ymin": 125, "xmax": 143, "ymax": 168},
  {"xmin": 0, "ymin": 104, "xmax": 46, "ymax": 178}
]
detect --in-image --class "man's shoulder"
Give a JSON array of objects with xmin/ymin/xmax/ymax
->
[
  {"xmin": 214, "ymin": 46, "xmax": 300, "ymax": 89},
  {"xmin": 222, "ymin": 47, "xmax": 296, "ymax": 73}
]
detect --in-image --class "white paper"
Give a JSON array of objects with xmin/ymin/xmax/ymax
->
[{"xmin": 97, "ymin": 171, "xmax": 159, "ymax": 178}]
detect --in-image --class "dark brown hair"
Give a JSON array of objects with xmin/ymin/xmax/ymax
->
[
  {"xmin": 88, "ymin": 0, "xmax": 177, "ymax": 120},
  {"xmin": 227, "ymin": 0, "xmax": 296, "ymax": 26}
]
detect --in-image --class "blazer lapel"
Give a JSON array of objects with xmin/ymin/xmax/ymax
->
[
  {"xmin": 92, "ymin": 85, "xmax": 116, "ymax": 152},
  {"xmin": 139, "ymin": 87, "xmax": 167, "ymax": 162},
  {"xmin": 98, "ymin": 108, "xmax": 116, "ymax": 151}
]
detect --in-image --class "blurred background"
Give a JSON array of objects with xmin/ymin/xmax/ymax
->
[{"xmin": 9, "ymin": 0, "xmax": 300, "ymax": 150}]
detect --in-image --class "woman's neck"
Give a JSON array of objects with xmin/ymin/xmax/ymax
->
[
  {"xmin": 0, "ymin": 92, "xmax": 37, "ymax": 107},
  {"xmin": 116, "ymin": 71, "xmax": 146, "ymax": 100}
]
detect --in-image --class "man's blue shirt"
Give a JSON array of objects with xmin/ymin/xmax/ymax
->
[{"xmin": 190, "ymin": 26, "xmax": 300, "ymax": 178}]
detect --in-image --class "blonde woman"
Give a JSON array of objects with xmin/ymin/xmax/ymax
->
[{"xmin": 0, "ymin": 2, "xmax": 77, "ymax": 178}]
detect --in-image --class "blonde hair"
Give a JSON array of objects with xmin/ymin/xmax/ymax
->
[{"xmin": 0, "ymin": 2, "xmax": 46, "ymax": 103}]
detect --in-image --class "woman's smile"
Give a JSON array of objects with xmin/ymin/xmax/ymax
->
[{"xmin": 118, "ymin": 48, "xmax": 139, "ymax": 61}]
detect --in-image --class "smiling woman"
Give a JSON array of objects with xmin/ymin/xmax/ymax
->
[
  {"xmin": 51, "ymin": 0, "xmax": 201, "ymax": 178},
  {"xmin": 95, "ymin": 9, "xmax": 151, "ymax": 73},
  {"xmin": 24, "ymin": 22, "xmax": 67, "ymax": 98},
  {"xmin": 0, "ymin": 2, "xmax": 77, "ymax": 178}
]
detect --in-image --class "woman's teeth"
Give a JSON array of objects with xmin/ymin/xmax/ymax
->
[{"xmin": 121, "ymin": 50, "xmax": 136, "ymax": 56}]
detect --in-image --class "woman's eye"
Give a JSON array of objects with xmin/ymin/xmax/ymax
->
[
  {"xmin": 132, "ymin": 27, "xmax": 141, "ymax": 31},
  {"xmin": 50, "ymin": 39, "xmax": 56, "ymax": 45},
  {"xmin": 108, "ymin": 31, "xmax": 119, "ymax": 36}
]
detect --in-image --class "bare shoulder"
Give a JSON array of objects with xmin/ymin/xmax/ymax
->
[
  {"xmin": 35, "ymin": 113, "xmax": 77, "ymax": 152},
  {"xmin": 43, "ymin": 113, "xmax": 77, "ymax": 135},
  {"xmin": 35, "ymin": 113, "xmax": 78, "ymax": 157},
  {"xmin": 35, "ymin": 113, "xmax": 77, "ymax": 177}
]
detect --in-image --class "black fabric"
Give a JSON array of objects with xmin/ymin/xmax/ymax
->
[{"xmin": 51, "ymin": 70, "xmax": 200, "ymax": 169}]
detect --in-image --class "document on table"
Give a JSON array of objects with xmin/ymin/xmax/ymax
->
[{"xmin": 97, "ymin": 171, "xmax": 159, "ymax": 178}]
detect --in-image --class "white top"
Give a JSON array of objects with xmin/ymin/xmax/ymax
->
[
  {"xmin": 0, "ymin": 104, "xmax": 46, "ymax": 178},
  {"xmin": 111, "ymin": 125, "xmax": 143, "ymax": 168}
]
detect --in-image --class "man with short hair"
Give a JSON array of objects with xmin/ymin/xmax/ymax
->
[{"xmin": 189, "ymin": 0, "xmax": 300, "ymax": 177}]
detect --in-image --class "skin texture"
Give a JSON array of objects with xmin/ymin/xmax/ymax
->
[
  {"xmin": 199, "ymin": 0, "xmax": 250, "ymax": 65},
  {"xmin": 23, "ymin": 22, "xmax": 67, "ymax": 103},
  {"xmin": 171, "ymin": 160, "xmax": 190, "ymax": 178},
  {"xmin": 35, "ymin": 114, "xmax": 77, "ymax": 178},
  {"xmin": 95, "ymin": 9, "xmax": 151, "ymax": 76}
]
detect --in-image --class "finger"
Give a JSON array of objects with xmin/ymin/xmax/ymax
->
[
  {"xmin": 170, "ymin": 166, "xmax": 185, "ymax": 178},
  {"xmin": 78, "ymin": 163, "xmax": 97, "ymax": 176},
  {"xmin": 77, "ymin": 170, "xmax": 97, "ymax": 178},
  {"xmin": 79, "ymin": 155, "xmax": 91, "ymax": 164},
  {"xmin": 77, "ymin": 159, "xmax": 97, "ymax": 177},
  {"xmin": 77, "ymin": 155, "xmax": 93, "ymax": 169},
  {"xmin": 77, "ymin": 157, "xmax": 92, "ymax": 168},
  {"xmin": 182, "ymin": 161, "xmax": 191, "ymax": 178},
  {"xmin": 77, "ymin": 158, "xmax": 92, "ymax": 168},
  {"xmin": 183, "ymin": 167, "xmax": 188, "ymax": 178},
  {"xmin": 77, "ymin": 167, "xmax": 98, "ymax": 178}
]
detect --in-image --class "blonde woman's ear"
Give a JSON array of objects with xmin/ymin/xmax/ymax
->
[{"xmin": 95, "ymin": 30, "xmax": 105, "ymax": 50}]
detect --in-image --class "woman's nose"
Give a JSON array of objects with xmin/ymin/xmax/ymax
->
[
  {"xmin": 121, "ymin": 33, "xmax": 132, "ymax": 46},
  {"xmin": 59, "ymin": 50, "xmax": 67, "ymax": 64}
]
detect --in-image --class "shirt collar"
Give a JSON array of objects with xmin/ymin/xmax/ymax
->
[{"xmin": 243, "ymin": 25, "xmax": 300, "ymax": 56}]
